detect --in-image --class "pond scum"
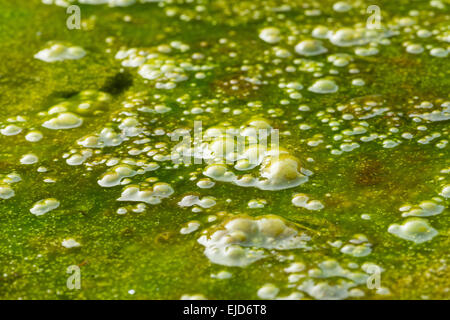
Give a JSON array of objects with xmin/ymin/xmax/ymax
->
[{"xmin": 0, "ymin": 0, "xmax": 448, "ymax": 300}]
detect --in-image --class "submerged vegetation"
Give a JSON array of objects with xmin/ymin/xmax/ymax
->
[{"xmin": 0, "ymin": 0, "xmax": 449, "ymax": 300}]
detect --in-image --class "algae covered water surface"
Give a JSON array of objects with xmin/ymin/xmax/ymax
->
[{"xmin": 0, "ymin": 0, "xmax": 449, "ymax": 300}]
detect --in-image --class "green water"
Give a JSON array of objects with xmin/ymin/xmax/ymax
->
[{"xmin": 0, "ymin": 0, "xmax": 449, "ymax": 300}]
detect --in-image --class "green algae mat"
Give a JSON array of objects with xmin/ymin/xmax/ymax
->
[{"xmin": 0, "ymin": 0, "xmax": 449, "ymax": 300}]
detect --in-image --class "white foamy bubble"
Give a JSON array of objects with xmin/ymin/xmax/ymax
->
[
  {"xmin": 276, "ymin": 292, "xmax": 304, "ymax": 300},
  {"xmin": 178, "ymin": 195, "xmax": 216, "ymax": 208},
  {"xmin": 340, "ymin": 244, "xmax": 372, "ymax": 257},
  {"xmin": 258, "ymin": 154, "xmax": 309, "ymax": 190},
  {"xmin": 382, "ymin": 139, "xmax": 401, "ymax": 148},
  {"xmin": 388, "ymin": 218, "xmax": 438, "ymax": 244},
  {"xmin": 0, "ymin": 185, "xmax": 15, "ymax": 199},
  {"xmin": 298, "ymin": 279, "xmax": 354, "ymax": 300},
  {"xmin": 20, "ymin": 154, "xmax": 38, "ymax": 165},
  {"xmin": 284, "ymin": 262, "xmax": 306, "ymax": 273},
  {"xmin": 117, "ymin": 207, "xmax": 127, "ymax": 215},
  {"xmin": 248, "ymin": 199, "xmax": 266, "ymax": 208},
  {"xmin": 333, "ymin": 2, "xmax": 352, "ymax": 12},
  {"xmin": 295, "ymin": 40, "xmax": 328, "ymax": 56},
  {"xmin": 42, "ymin": 112, "xmax": 83, "ymax": 130},
  {"xmin": 308, "ymin": 260, "xmax": 368, "ymax": 284},
  {"xmin": 430, "ymin": 48, "xmax": 448, "ymax": 58},
  {"xmin": 308, "ymin": 79, "xmax": 338, "ymax": 94},
  {"xmin": 98, "ymin": 165, "xmax": 137, "ymax": 187},
  {"xmin": 1, "ymin": 125, "xmax": 22, "ymax": 136},
  {"xmin": 406, "ymin": 44, "xmax": 424, "ymax": 54},
  {"xmin": 352, "ymin": 78, "xmax": 365, "ymax": 86},
  {"xmin": 117, "ymin": 183, "xmax": 174, "ymax": 204},
  {"xmin": 198, "ymin": 215, "xmax": 311, "ymax": 267},
  {"xmin": 34, "ymin": 44, "xmax": 86, "ymax": 62},
  {"xmin": 440, "ymin": 185, "xmax": 450, "ymax": 198},
  {"xmin": 180, "ymin": 294, "xmax": 207, "ymax": 300},
  {"xmin": 259, "ymin": 27, "xmax": 281, "ymax": 44},
  {"xmin": 292, "ymin": 194, "xmax": 324, "ymax": 211},
  {"xmin": 196, "ymin": 178, "xmax": 215, "ymax": 189},
  {"xmin": 211, "ymin": 271, "xmax": 232, "ymax": 279},
  {"xmin": 30, "ymin": 198, "xmax": 60, "ymax": 216},
  {"xmin": 66, "ymin": 150, "xmax": 92, "ymax": 166},
  {"xmin": 62, "ymin": 239, "xmax": 81, "ymax": 248},
  {"xmin": 401, "ymin": 200, "xmax": 444, "ymax": 217},
  {"xmin": 25, "ymin": 131, "xmax": 43, "ymax": 142},
  {"xmin": 312, "ymin": 26, "xmax": 329, "ymax": 39},
  {"xmin": 329, "ymin": 28, "xmax": 382, "ymax": 47},
  {"xmin": 180, "ymin": 221, "xmax": 201, "ymax": 234},
  {"xmin": 257, "ymin": 284, "xmax": 279, "ymax": 299}
]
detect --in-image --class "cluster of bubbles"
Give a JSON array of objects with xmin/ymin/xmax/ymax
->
[
  {"xmin": 172, "ymin": 119, "xmax": 313, "ymax": 191},
  {"xmin": 115, "ymin": 43, "xmax": 214, "ymax": 90},
  {"xmin": 197, "ymin": 215, "xmax": 311, "ymax": 267},
  {"xmin": 0, "ymin": 173, "xmax": 21, "ymax": 200},
  {"xmin": 34, "ymin": 43, "xmax": 86, "ymax": 63},
  {"xmin": 387, "ymin": 187, "xmax": 447, "ymax": 243},
  {"xmin": 117, "ymin": 182, "xmax": 174, "ymax": 205},
  {"xmin": 256, "ymin": 259, "xmax": 388, "ymax": 300},
  {"xmin": 42, "ymin": 0, "xmax": 163, "ymax": 7},
  {"xmin": 291, "ymin": 193, "xmax": 324, "ymax": 211}
]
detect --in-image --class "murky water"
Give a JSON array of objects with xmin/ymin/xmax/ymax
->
[{"xmin": 0, "ymin": 0, "xmax": 449, "ymax": 299}]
